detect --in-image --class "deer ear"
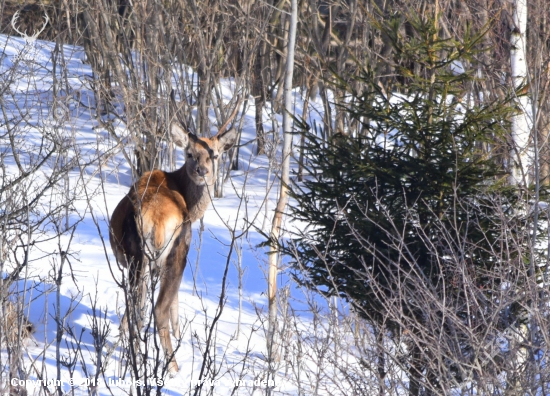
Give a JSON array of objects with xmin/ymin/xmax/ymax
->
[
  {"xmin": 170, "ymin": 123, "xmax": 189, "ymax": 148},
  {"xmin": 216, "ymin": 128, "xmax": 237, "ymax": 153}
]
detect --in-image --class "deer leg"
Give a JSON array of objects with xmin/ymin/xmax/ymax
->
[
  {"xmin": 117, "ymin": 256, "xmax": 147, "ymax": 376},
  {"xmin": 115, "ymin": 251, "xmax": 131, "ymax": 334},
  {"xmin": 155, "ymin": 263, "xmax": 184, "ymax": 374},
  {"xmin": 170, "ymin": 292, "xmax": 180, "ymax": 339},
  {"xmin": 119, "ymin": 255, "xmax": 144, "ymax": 335},
  {"xmin": 136, "ymin": 268, "xmax": 149, "ymax": 330},
  {"xmin": 119, "ymin": 283, "xmax": 147, "ymax": 335}
]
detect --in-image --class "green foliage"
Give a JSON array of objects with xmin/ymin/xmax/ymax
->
[{"xmin": 286, "ymin": 15, "xmax": 523, "ymax": 327}]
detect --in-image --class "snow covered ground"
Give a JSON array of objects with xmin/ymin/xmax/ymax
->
[{"xmin": 0, "ymin": 35, "xmax": 354, "ymax": 395}]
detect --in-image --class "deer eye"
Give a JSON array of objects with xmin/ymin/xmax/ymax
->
[
  {"xmin": 187, "ymin": 153, "xmax": 193, "ymax": 159},
  {"xmin": 212, "ymin": 155, "xmax": 219, "ymax": 160}
]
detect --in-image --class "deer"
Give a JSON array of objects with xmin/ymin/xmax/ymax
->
[
  {"xmin": 109, "ymin": 108, "xmax": 239, "ymax": 374},
  {"xmin": 11, "ymin": 10, "xmax": 49, "ymax": 45}
]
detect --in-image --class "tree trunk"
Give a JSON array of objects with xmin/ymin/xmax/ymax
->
[
  {"xmin": 253, "ymin": 40, "xmax": 267, "ymax": 155},
  {"xmin": 510, "ymin": 0, "xmax": 530, "ymax": 185},
  {"xmin": 267, "ymin": 0, "xmax": 297, "ymax": 363}
]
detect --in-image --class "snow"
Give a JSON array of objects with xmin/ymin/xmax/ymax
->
[{"xmin": 0, "ymin": 35, "xmax": 344, "ymax": 395}]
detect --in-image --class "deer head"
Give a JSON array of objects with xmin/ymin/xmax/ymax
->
[
  {"xmin": 170, "ymin": 123, "xmax": 237, "ymax": 186},
  {"xmin": 11, "ymin": 11, "xmax": 49, "ymax": 45}
]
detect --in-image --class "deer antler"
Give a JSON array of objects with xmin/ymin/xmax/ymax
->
[
  {"xmin": 170, "ymin": 89, "xmax": 198, "ymax": 141},
  {"xmin": 170, "ymin": 89, "xmax": 188, "ymax": 129},
  {"xmin": 11, "ymin": 11, "xmax": 25, "ymax": 37},
  {"xmin": 11, "ymin": 11, "xmax": 49, "ymax": 44},
  {"xmin": 216, "ymin": 95, "xmax": 243, "ymax": 137}
]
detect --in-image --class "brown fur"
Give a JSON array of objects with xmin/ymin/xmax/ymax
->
[{"xmin": 109, "ymin": 122, "xmax": 237, "ymax": 374}]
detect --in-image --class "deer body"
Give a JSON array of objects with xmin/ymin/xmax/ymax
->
[{"xmin": 109, "ymin": 122, "xmax": 237, "ymax": 374}]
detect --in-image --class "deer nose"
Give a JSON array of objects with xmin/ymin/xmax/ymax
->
[{"xmin": 196, "ymin": 166, "xmax": 208, "ymax": 177}]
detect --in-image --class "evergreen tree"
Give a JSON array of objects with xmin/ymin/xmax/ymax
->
[{"xmin": 286, "ymin": 15, "xmax": 532, "ymax": 395}]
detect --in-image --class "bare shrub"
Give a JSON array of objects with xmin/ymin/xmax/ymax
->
[
  {"xmin": 75, "ymin": 0, "xmax": 260, "ymax": 178},
  {"xmin": 0, "ymin": 301, "xmax": 34, "ymax": 347}
]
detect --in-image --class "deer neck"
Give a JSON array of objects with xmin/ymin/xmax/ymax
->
[{"xmin": 176, "ymin": 164, "xmax": 213, "ymax": 223}]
